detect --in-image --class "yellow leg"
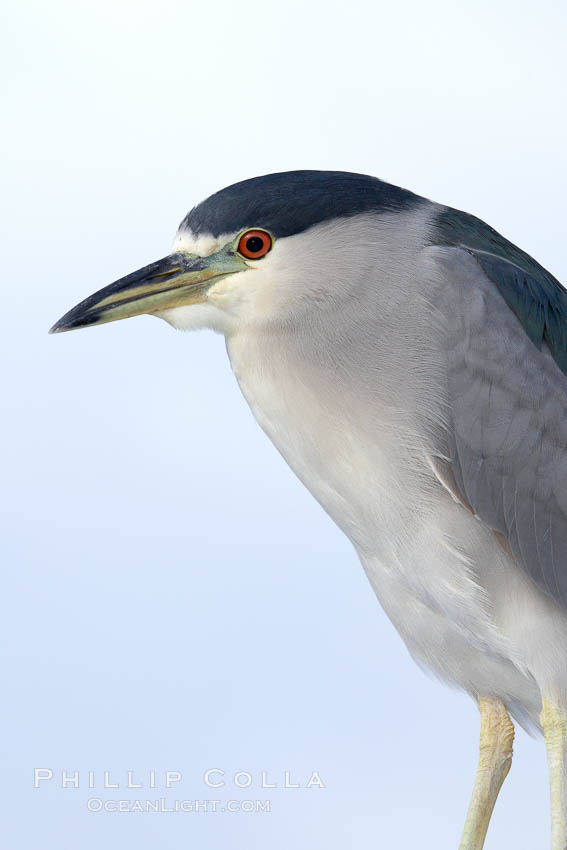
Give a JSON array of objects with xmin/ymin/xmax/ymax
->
[
  {"xmin": 541, "ymin": 697, "xmax": 567, "ymax": 850},
  {"xmin": 458, "ymin": 697, "xmax": 515, "ymax": 850}
]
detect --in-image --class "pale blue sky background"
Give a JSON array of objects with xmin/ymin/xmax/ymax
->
[{"xmin": 2, "ymin": 0, "xmax": 567, "ymax": 847}]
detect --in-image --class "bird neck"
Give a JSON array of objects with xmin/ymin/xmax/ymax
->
[{"xmin": 225, "ymin": 291, "xmax": 445, "ymax": 557}]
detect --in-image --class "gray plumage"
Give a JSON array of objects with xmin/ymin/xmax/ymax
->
[
  {"xmin": 437, "ymin": 243, "xmax": 567, "ymax": 608},
  {"xmin": 182, "ymin": 173, "xmax": 567, "ymax": 611},
  {"xmin": 50, "ymin": 172, "xmax": 567, "ymax": 847}
]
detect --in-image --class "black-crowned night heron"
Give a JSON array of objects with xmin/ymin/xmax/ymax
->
[{"xmin": 50, "ymin": 171, "xmax": 567, "ymax": 849}]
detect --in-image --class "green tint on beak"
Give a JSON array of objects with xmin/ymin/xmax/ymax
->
[{"xmin": 49, "ymin": 244, "xmax": 246, "ymax": 333}]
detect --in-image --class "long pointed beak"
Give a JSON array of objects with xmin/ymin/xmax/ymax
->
[{"xmin": 49, "ymin": 247, "xmax": 245, "ymax": 334}]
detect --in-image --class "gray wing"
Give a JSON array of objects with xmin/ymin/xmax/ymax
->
[{"xmin": 429, "ymin": 230, "xmax": 567, "ymax": 608}]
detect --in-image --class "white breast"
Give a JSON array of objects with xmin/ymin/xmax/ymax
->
[{"xmin": 225, "ymin": 328, "xmax": 546, "ymax": 725}]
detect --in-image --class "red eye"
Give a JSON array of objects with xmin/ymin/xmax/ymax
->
[{"xmin": 237, "ymin": 230, "xmax": 272, "ymax": 259}]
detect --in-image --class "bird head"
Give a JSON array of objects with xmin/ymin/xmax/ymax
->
[{"xmin": 49, "ymin": 171, "xmax": 420, "ymax": 336}]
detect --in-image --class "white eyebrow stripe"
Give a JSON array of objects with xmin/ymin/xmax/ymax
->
[{"xmin": 172, "ymin": 229, "xmax": 238, "ymax": 256}]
